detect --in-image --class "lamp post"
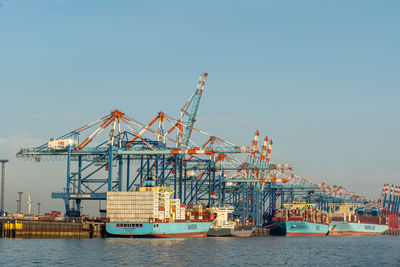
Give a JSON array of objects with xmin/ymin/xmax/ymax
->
[
  {"xmin": 17, "ymin": 192, "xmax": 23, "ymax": 214},
  {"xmin": 37, "ymin": 202, "xmax": 41, "ymax": 215},
  {"xmin": 0, "ymin": 160, "xmax": 9, "ymax": 212}
]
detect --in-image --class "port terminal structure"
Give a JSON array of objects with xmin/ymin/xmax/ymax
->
[{"xmin": 15, "ymin": 74, "xmax": 398, "ymax": 228}]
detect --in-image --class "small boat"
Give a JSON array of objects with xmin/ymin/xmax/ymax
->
[{"xmin": 207, "ymin": 207, "xmax": 254, "ymax": 237}]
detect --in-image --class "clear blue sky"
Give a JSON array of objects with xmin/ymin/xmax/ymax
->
[{"xmin": 1, "ymin": 0, "xmax": 399, "ymax": 214}]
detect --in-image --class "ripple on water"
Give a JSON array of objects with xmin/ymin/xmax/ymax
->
[{"xmin": 0, "ymin": 236, "xmax": 399, "ymax": 266}]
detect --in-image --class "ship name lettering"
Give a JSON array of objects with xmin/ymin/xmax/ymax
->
[
  {"xmin": 188, "ymin": 224, "xmax": 197, "ymax": 230},
  {"xmin": 364, "ymin": 225, "xmax": 375, "ymax": 230}
]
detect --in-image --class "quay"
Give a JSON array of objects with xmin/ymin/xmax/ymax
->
[
  {"xmin": 252, "ymin": 227, "xmax": 270, "ymax": 236},
  {"xmin": 0, "ymin": 218, "xmax": 106, "ymax": 238}
]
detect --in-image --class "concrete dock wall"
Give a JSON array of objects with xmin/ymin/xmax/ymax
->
[{"xmin": 0, "ymin": 219, "xmax": 106, "ymax": 238}]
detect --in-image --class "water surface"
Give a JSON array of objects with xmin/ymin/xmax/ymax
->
[{"xmin": 0, "ymin": 236, "xmax": 399, "ymax": 266}]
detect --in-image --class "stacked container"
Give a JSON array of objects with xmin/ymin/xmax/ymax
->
[
  {"xmin": 170, "ymin": 199, "xmax": 181, "ymax": 220},
  {"xmin": 272, "ymin": 203, "xmax": 330, "ymax": 224},
  {"xmin": 106, "ymin": 191, "xmax": 158, "ymax": 223},
  {"xmin": 159, "ymin": 206, "xmax": 165, "ymax": 220},
  {"xmin": 180, "ymin": 204, "xmax": 186, "ymax": 221},
  {"xmin": 106, "ymin": 188, "xmax": 213, "ymax": 224},
  {"xmin": 159, "ymin": 192, "xmax": 170, "ymax": 219}
]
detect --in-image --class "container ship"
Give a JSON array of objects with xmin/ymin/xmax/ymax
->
[
  {"xmin": 207, "ymin": 207, "xmax": 255, "ymax": 237},
  {"xmin": 269, "ymin": 202, "xmax": 329, "ymax": 236},
  {"xmin": 106, "ymin": 179, "xmax": 215, "ymax": 238},
  {"xmin": 328, "ymin": 203, "xmax": 389, "ymax": 235}
]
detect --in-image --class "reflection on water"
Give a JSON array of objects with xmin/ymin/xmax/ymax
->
[{"xmin": 0, "ymin": 236, "xmax": 399, "ymax": 266}]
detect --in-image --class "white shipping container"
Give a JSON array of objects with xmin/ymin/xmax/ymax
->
[{"xmin": 107, "ymin": 190, "xmax": 162, "ymax": 221}]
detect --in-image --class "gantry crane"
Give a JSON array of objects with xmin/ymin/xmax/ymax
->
[{"xmin": 15, "ymin": 73, "xmax": 381, "ymax": 226}]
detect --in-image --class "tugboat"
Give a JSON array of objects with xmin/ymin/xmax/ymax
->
[{"xmin": 207, "ymin": 207, "xmax": 255, "ymax": 237}]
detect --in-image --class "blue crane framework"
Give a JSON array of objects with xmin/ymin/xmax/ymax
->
[{"xmin": 15, "ymin": 73, "xmax": 383, "ymax": 226}]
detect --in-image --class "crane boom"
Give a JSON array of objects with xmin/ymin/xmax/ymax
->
[{"xmin": 180, "ymin": 73, "xmax": 208, "ymax": 147}]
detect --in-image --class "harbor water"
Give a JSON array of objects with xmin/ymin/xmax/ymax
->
[{"xmin": 0, "ymin": 236, "xmax": 399, "ymax": 266}]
